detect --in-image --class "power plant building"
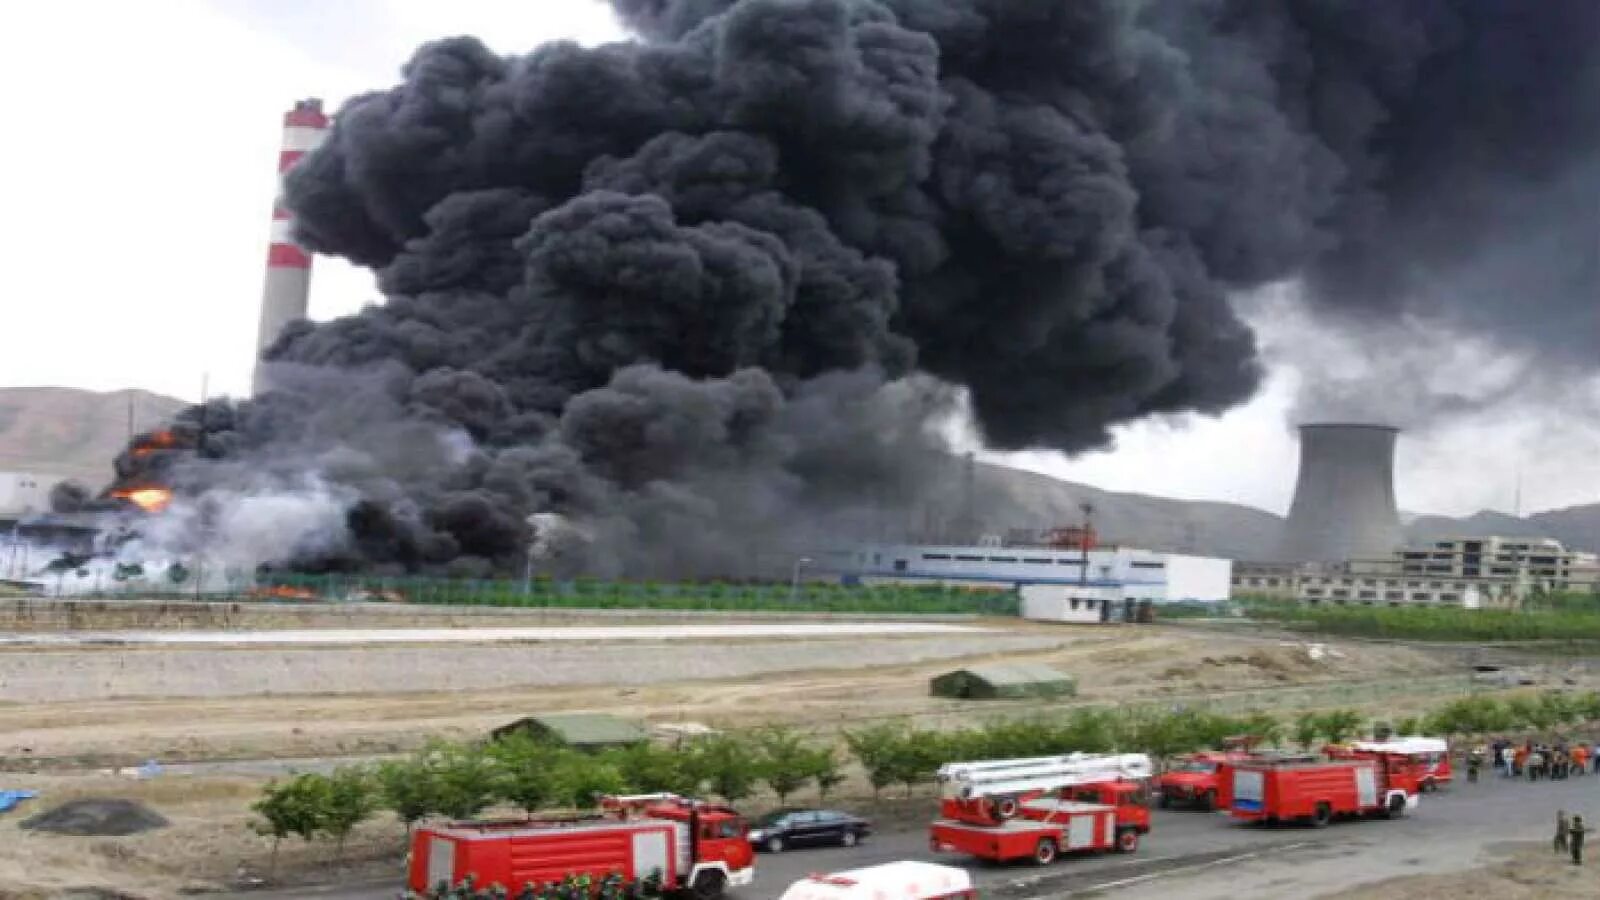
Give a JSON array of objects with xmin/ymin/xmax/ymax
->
[
  {"xmin": 820, "ymin": 541, "xmax": 1233, "ymax": 605},
  {"xmin": 1277, "ymin": 423, "xmax": 1404, "ymax": 563}
]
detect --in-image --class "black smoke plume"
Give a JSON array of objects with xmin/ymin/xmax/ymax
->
[{"xmin": 119, "ymin": 0, "xmax": 1598, "ymax": 576}]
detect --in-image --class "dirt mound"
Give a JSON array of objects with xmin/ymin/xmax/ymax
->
[{"xmin": 19, "ymin": 799, "xmax": 168, "ymax": 836}]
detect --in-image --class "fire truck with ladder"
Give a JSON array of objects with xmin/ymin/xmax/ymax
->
[
  {"xmin": 928, "ymin": 753, "xmax": 1153, "ymax": 865},
  {"xmin": 406, "ymin": 794, "xmax": 754, "ymax": 898}
]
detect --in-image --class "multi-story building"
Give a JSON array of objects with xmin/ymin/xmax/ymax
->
[
  {"xmin": 1232, "ymin": 535, "xmax": 1599, "ymax": 609},
  {"xmin": 1396, "ymin": 537, "xmax": 1599, "ymax": 593}
]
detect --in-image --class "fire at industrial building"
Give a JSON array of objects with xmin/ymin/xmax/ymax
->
[{"xmin": 93, "ymin": 0, "xmax": 1600, "ymax": 581}]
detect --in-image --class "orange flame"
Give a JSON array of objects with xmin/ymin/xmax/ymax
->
[
  {"xmin": 131, "ymin": 430, "xmax": 180, "ymax": 458},
  {"xmin": 113, "ymin": 487, "xmax": 174, "ymax": 513}
]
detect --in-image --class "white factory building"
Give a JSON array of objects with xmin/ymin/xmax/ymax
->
[
  {"xmin": 0, "ymin": 471, "xmax": 56, "ymax": 519},
  {"xmin": 817, "ymin": 541, "xmax": 1233, "ymax": 612}
]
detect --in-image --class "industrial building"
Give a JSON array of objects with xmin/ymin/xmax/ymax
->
[
  {"xmin": 0, "ymin": 472, "xmax": 54, "ymax": 518},
  {"xmin": 1234, "ymin": 536, "xmax": 1600, "ymax": 609},
  {"xmin": 819, "ymin": 539, "xmax": 1233, "ymax": 606}
]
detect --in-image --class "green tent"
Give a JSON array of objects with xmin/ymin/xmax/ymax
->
[
  {"xmin": 930, "ymin": 664, "xmax": 1077, "ymax": 700},
  {"xmin": 490, "ymin": 713, "xmax": 650, "ymax": 751}
]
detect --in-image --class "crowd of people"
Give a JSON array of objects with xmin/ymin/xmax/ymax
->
[{"xmin": 1469, "ymin": 739, "xmax": 1598, "ymax": 781}]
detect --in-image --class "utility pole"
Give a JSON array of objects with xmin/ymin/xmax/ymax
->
[{"xmin": 1079, "ymin": 502, "xmax": 1094, "ymax": 586}]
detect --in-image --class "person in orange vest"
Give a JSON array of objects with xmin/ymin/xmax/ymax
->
[
  {"xmin": 1573, "ymin": 745, "xmax": 1589, "ymax": 776},
  {"xmin": 1514, "ymin": 745, "xmax": 1529, "ymax": 777}
]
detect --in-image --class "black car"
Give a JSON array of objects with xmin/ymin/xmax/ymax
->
[{"xmin": 747, "ymin": 808, "xmax": 871, "ymax": 853}]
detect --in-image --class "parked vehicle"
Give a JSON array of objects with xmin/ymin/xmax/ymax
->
[
  {"xmin": 748, "ymin": 808, "xmax": 871, "ymax": 852},
  {"xmin": 1157, "ymin": 751, "xmax": 1230, "ymax": 811},
  {"xmin": 1158, "ymin": 738, "xmax": 1315, "ymax": 811},
  {"xmin": 779, "ymin": 862, "xmax": 976, "ymax": 900},
  {"xmin": 1229, "ymin": 756, "xmax": 1418, "ymax": 826},
  {"xmin": 406, "ymin": 794, "xmax": 753, "ymax": 898},
  {"xmin": 1326, "ymin": 737, "xmax": 1452, "ymax": 792},
  {"xmin": 929, "ymin": 752, "xmax": 1153, "ymax": 865}
]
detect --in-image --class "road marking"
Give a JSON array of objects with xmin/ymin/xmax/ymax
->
[{"xmin": 1013, "ymin": 841, "xmax": 1320, "ymax": 898}]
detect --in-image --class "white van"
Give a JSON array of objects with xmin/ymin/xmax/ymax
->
[{"xmin": 780, "ymin": 861, "xmax": 976, "ymax": 900}]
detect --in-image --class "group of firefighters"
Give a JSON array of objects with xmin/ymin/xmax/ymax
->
[{"xmin": 1465, "ymin": 739, "xmax": 1597, "ymax": 782}]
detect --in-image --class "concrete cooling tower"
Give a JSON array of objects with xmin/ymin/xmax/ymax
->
[{"xmin": 1277, "ymin": 423, "xmax": 1403, "ymax": 563}]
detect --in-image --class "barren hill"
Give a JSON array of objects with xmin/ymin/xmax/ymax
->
[{"xmin": 0, "ymin": 386, "xmax": 185, "ymax": 487}]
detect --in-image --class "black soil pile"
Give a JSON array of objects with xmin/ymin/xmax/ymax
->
[{"xmin": 19, "ymin": 798, "xmax": 169, "ymax": 836}]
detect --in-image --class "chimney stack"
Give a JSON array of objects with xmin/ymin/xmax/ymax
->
[
  {"xmin": 254, "ymin": 98, "xmax": 329, "ymax": 393},
  {"xmin": 1278, "ymin": 423, "xmax": 1403, "ymax": 563}
]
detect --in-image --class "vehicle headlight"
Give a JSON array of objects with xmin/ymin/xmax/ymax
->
[{"xmin": 748, "ymin": 830, "xmax": 764, "ymax": 841}]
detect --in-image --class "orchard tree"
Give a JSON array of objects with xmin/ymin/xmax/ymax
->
[
  {"xmin": 251, "ymin": 773, "xmax": 326, "ymax": 876},
  {"xmin": 754, "ymin": 727, "xmax": 815, "ymax": 806},
  {"xmin": 321, "ymin": 766, "xmax": 379, "ymax": 862}
]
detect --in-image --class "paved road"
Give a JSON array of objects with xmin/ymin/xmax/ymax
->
[
  {"xmin": 0, "ymin": 622, "xmax": 987, "ymax": 647},
  {"xmin": 234, "ymin": 770, "xmax": 1600, "ymax": 899}
]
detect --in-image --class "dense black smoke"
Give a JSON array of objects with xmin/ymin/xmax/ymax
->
[{"xmin": 120, "ymin": 0, "xmax": 1598, "ymax": 576}]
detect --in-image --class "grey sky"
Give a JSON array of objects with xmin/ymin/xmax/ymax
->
[{"xmin": 1, "ymin": 0, "xmax": 1593, "ymax": 519}]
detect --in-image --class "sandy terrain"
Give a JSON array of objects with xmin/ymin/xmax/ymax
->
[{"xmin": 1331, "ymin": 844, "xmax": 1600, "ymax": 898}]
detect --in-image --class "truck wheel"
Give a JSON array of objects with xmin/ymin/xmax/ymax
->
[
  {"xmin": 841, "ymin": 829, "xmax": 859, "ymax": 847},
  {"xmin": 1200, "ymin": 790, "xmax": 1217, "ymax": 813},
  {"xmin": 1115, "ymin": 828, "xmax": 1140, "ymax": 853},
  {"xmin": 1420, "ymin": 778, "xmax": 1436, "ymax": 793},
  {"xmin": 1032, "ymin": 838, "xmax": 1059, "ymax": 866},
  {"xmin": 1158, "ymin": 792, "xmax": 1171, "ymax": 809},
  {"xmin": 1385, "ymin": 794, "xmax": 1407, "ymax": 819},
  {"xmin": 765, "ymin": 836, "xmax": 784, "ymax": 853},
  {"xmin": 691, "ymin": 869, "xmax": 727, "ymax": 900},
  {"xmin": 1311, "ymin": 802, "xmax": 1332, "ymax": 828}
]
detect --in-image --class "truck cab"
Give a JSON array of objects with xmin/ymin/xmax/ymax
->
[
  {"xmin": 1057, "ymin": 779, "xmax": 1151, "ymax": 834},
  {"xmin": 1156, "ymin": 752, "xmax": 1226, "ymax": 811}
]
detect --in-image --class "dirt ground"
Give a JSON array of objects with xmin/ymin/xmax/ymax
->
[
  {"xmin": 1329, "ymin": 844, "xmax": 1600, "ymax": 899},
  {"xmin": 0, "ymin": 610, "xmax": 1542, "ymax": 898}
]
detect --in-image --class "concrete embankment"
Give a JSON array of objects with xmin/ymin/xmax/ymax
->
[{"xmin": 0, "ymin": 632, "xmax": 1063, "ymax": 702}]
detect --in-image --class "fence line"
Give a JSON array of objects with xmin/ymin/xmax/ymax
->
[{"xmin": 18, "ymin": 570, "xmax": 1022, "ymax": 616}]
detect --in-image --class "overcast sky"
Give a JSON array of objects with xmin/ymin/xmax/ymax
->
[{"xmin": 2, "ymin": 0, "xmax": 1594, "ymax": 519}]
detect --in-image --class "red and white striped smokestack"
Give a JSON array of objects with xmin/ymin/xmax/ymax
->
[{"xmin": 254, "ymin": 98, "xmax": 330, "ymax": 393}]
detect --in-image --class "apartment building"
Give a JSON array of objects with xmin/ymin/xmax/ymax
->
[{"xmin": 1232, "ymin": 535, "xmax": 1599, "ymax": 609}]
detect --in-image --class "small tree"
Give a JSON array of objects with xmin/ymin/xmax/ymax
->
[
  {"xmin": 320, "ymin": 766, "xmax": 379, "ymax": 862},
  {"xmin": 607, "ymin": 742, "xmax": 700, "ymax": 796},
  {"xmin": 548, "ymin": 750, "xmax": 627, "ymax": 809},
  {"xmin": 1317, "ymin": 709, "xmax": 1364, "ymax": 745},
  {"xmin": 687, "ymin": 735, "xmax": 759, "ymax": 804},
  {"xmin": 486, "ymin": 734, "xmax": 559, "ymax": 813},
  {"xmin": 754, "ymin": 727, "xmax": 814, "ymax": 806},
  {"xmin": 806, "ymin": 746, "xmax": 846, "ymax": 802},
  {"xmin": 1292, "ymin": 712, "xmax": 1321, "ymax": 750},
  {"xmin": 844, "ymin": 724, "xmax": 904, "ymax": 799},
  {"xmin": 374, "ymin": 758, "xmax": 435, "ymax": 838},
  {"xmin": 251, "ymin": 773, "xmax": 326, "ymax": 876},
  {"xmin": 430, "ymin": 741, "xmax": 497, "ymax": 819}
]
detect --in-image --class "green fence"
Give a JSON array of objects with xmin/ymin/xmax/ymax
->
[{"xmin": 34, "ymin": 570, "xmax": 1020, "ymax": 616}]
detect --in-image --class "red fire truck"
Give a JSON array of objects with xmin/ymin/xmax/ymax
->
[
  {"xmin": 1326, "ymin": 737, "xmax": 1453, "ymax": 792},
  {"xmin": 1229, "ymin": 756, "xmax": 1418, "ymax": 826},
  {"xmin": 406, "ymin": 794, "xmax": 755, "ymax": 898},
  {"xmin": 929, "ymin": 753, "xmax": 1153, "ymax": 865},
  {"xmin": 1157, "ymin": 738, "xmax": 1315, "ymax": 811}
]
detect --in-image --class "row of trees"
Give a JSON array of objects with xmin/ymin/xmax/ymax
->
[
  {"xmin": 1246, "ymin": 600, "xmax": 1600, "ymax": 642},
  {"xmin": 252, "ymin": 729, "xmax": 842, "ymax": 870}
]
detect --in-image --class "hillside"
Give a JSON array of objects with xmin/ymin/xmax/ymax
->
[
  {"xmin": 0, "ymin": 386, "xmax": 186, "ymax": 487},
  {"xmin": 2, "ymin": 386, "xmax": 1592, "ymax": 559}
]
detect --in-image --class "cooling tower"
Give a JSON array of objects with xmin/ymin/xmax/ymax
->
[
  {"xmin": 1277, "ymin": 423, "xmax": 1403, "ymax": 562},
  {"xmin": 254, "ymin": 98, "xmax": 329, "ymax": 394}
]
